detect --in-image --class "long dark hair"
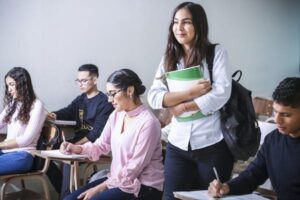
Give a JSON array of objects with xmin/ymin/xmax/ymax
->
[
  {"xmin": 107, "ymin": 68, "xmax": 146, "ymax": 103},
  {"xmin": 3, "ymin": 67, "xmax": 36, "ymax": 124},
  {"xmin": 164, "ymin": 2, "xmax": 210, "ymax": 72}
]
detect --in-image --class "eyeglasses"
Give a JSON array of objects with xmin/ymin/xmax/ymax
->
[
  {"xmin": 75, "ymin": 78, "xmax": 92, "ymax": 85},
  {"xmin": 106, "ymin": 89, "xmax": 123, "ymax": 98}
]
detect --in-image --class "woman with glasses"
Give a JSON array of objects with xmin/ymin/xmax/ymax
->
[
  {"xmin": 62, "ymin": 68, "xmax": 164, "ymax": 200},
  {"xmin": 148, "ymin": 2, "xmax": 234, "ymax": 199},
  {"xmin": 0, "ymin": 67, "xmax": 46, "ymax": 175}
]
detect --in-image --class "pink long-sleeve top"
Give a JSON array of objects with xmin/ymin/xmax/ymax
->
[
  {"xmin": 0, "ymin": 98, "xmax": 47, "ymax": 153},
  {"xmin": 81, "ymin": 104, "xmax": 164, "ymax": 196}
]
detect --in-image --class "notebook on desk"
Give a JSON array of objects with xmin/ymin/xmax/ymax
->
[
  {"xmin": 41, "ymin": 149, "xmax": 88, "ymax": 159},
  {"xmin": 173, "ymin": 190, "xmax": 268, "ymax": 200}
]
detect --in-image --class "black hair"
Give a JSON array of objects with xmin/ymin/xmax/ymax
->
[
  {"xmin": 78, "ymin": 64, "xmax": 99, "ymax": 77},
  {"xmin": 164, "ymin": 1, "xmax": 210, "ymax": 72},
  {"xmin": 107, "ymin": 68, "xmax": 146, "ymax": 101},
  {"xmin": 3, "ymin": 67, "xmax": 36, "ymax": 124},
  {"xmin": 272, "ymin": 77, "xmax": 300, "ymax": 108}
]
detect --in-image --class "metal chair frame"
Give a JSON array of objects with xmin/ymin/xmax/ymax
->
[{"xmin": 0, "ymin": 121, "xmax": 59, "ymax": 200}]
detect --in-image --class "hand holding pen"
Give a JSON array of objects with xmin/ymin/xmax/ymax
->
[
  {"xmin": 59, "ymin": 130, "xmax": 71, "ymax": 154},
  {"xmin": 208, "ymin": 167, "xmax": 230, "ymax": 197},
  {"xmin": 59, "ymin": 130, "xmax": 83, "ymax": 155}
]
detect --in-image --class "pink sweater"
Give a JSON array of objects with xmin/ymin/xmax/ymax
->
[
  {"xmin": 0, "ymin": 99, "xmax": 47, "ymax": 153},
  {"xmin": 81, "ymin": 104, "xmax": 164, "ymax": 196}
]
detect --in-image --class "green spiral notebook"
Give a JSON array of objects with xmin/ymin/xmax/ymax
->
[{"xmin": 165, "ymin": 65, "xmax": 205, "ymax": 122}]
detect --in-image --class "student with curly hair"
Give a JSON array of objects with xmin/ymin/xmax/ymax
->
[
  {"xmin": 0, "ymin": 67, "xmax": 47, "ymax": 175},
  {"xmin": 209, "ymin": 77, "xmax": 300, "ymax": 199}
]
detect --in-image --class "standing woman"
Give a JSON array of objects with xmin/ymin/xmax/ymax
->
[
  {"xmin": 62, "ymin": 68, "xmax": 164, "ymax": 200},
  {"xmin": 148, "ymin": 2, "xmax": 234, "ymax": 199},
  {"xmin": 0, "ymin": 67, "xmax": 47, "ymax": 175}
]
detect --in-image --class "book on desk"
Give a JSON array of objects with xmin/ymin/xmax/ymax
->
[{"xmin": 173, "ymin": 190, "xmax": 268, "ymax": 200}]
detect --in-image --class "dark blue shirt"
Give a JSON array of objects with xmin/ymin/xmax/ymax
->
[
  {"xmin": 54, "ymin": 92, "xmax": 114, "ymax": 142},
  {"xmin": 228, "ymin": 129, "xmax": 300, "ymax": 200}
]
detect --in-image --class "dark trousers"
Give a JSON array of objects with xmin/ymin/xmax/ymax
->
[
  {"xmin": 46, "ymin": 161, "xmax": 62, "ymax": 193},
  {"xmin": 64, "ymin": 177, "xmax": 162, "ymax": 200},
  {"xmin": 164, "ymin": 140, "xmax": 234, "ymax": 200},
  {"xmin": 60, "ymin": 164, "xmax": 71, "ymax": 200}
]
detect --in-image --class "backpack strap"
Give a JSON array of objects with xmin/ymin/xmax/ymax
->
[
  {"xmin": 232, "ymin": 70, "xmax": 242, "ymax": 82},
  {"xmin": 206, "ymin": 44, "xmax": 218, "ymax": 83},
  {"xmin": 207, "ymin": 44, "xmax": 243, "ymax": 83}
]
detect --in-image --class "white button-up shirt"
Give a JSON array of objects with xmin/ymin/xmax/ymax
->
[{"xmin": 148, "ymin": 45, "xmax": 232, "ymax": 151}]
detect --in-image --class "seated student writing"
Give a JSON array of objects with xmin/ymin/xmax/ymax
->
[
  {"xmin": 208, "ymin": 77, "xmax": 300, "ymax": 199},
  {"xmin": 0, "ymin": 67, "xmax": 46, "ymax": 175},
  {"xmin": 61, "ymin": 68, "xmax": 164, "ymax": 200},
  {"xmin": 46, "ymin": 64, "xmax": 114, "ymax": 199}
]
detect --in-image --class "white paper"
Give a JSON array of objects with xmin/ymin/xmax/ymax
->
[
  {"xmin": 174, "ymin": 190, "xmax": 213, "ymax": 200},
  {"xmin": 173, "ymin": 190, "xmax": 268, "ymax": 200},
  {"xmin": 41, "ymin": 149, "xmax": 88, "ymax": 159}
]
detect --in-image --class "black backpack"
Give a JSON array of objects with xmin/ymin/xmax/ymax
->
[{"xmin": 206, "ymin": 44, "xmax": 261, "ymax": 161}]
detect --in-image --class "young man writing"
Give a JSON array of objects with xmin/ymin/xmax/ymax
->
[
  {"xmin": 47, "ymin": 64, "xmax": 114, "ymax": 199},
  {"xmin": 208, "ymin": 77, "xmax": 300, "ymax": 199}
]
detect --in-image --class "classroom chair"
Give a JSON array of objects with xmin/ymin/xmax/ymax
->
[
  {"xmin": 0, "ymin": 120, "xmax": 60, "ymax": 200},
  {"xmin": 252, "ymin": 96, "xmax": 274, "ymax": 121},
  {"xmin": 81, "ymin": 154, "xmax": 112, "ymax": 186}
]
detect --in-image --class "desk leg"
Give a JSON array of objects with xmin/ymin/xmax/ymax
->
[
  {"xmin": 73, "ymin": 161, "xmax": 79, "ymax": 191},
  {"xmin": 70, "ymin": 164, "xmax": 74, "ymax": 192}
]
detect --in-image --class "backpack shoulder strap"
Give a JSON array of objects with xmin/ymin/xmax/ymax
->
[
  {"xmin": 206, "ymin": 44, "xmax": 218, "ymax": 83},
  {"xmin": 232, "ymin": 70, "xmax": 242, "ymax": 82}
]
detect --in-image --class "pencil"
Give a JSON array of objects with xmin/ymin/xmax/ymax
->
[
  {"xmin": 213, "ymin": 167, "xmax": 220, "ymax": 181},
  {"xmin": 62, "ymin": 130, "xmax": 66, "ymax": 142}
]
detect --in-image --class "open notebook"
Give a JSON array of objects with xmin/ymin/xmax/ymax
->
[
  {"xmin": 173, "ymin": 190, "xmax": 268, "ymax": 200},
  {"xmin": 41, "ymin": 149, "xmax": 88, "ymax": 159}
]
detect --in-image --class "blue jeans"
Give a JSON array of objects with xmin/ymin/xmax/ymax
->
[
  {"xmin": 0, "ymin": 151, "xmax": 34, "ymax": 175},
  {"xmin": 164, "ymin": 140, "xmax": 234, "ymax": 200},
  {"xmin": 64, "ymin": 177, "xmax": 163, "ymax": 200}
]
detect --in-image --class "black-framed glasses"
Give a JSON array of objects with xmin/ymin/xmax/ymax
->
[
  {"xmin": 106, "ymin": 89, "xmax": 123, "ymax": 98},
  {"xmin": 75, "ymin": 78, "xmax": 92, "ymax": 85}
]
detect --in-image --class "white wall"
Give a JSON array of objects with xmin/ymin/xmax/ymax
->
[{"xmin": 0, "ymin": 0, "xmax": 299, "ymax": 111}]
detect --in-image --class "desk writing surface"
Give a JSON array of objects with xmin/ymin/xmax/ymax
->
[
  {"xmin": 40, "ymin": 149, "xmax": 88, "ymax": 160},
  {"xmin": 173, "ymin": 190, "xmax": 268, "ymax": 200},
  {"xmin": 52, "ymin": 120, "xmax": 76, "ymax": 126}
]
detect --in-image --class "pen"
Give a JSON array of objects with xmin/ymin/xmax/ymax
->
[
  {"xmin": 62, "ymin": 130, "xmax": 66, "ymax": 142},
  {"xmin": 213, "ymin": 167, "xmax": 220, "ymax": 181}
]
